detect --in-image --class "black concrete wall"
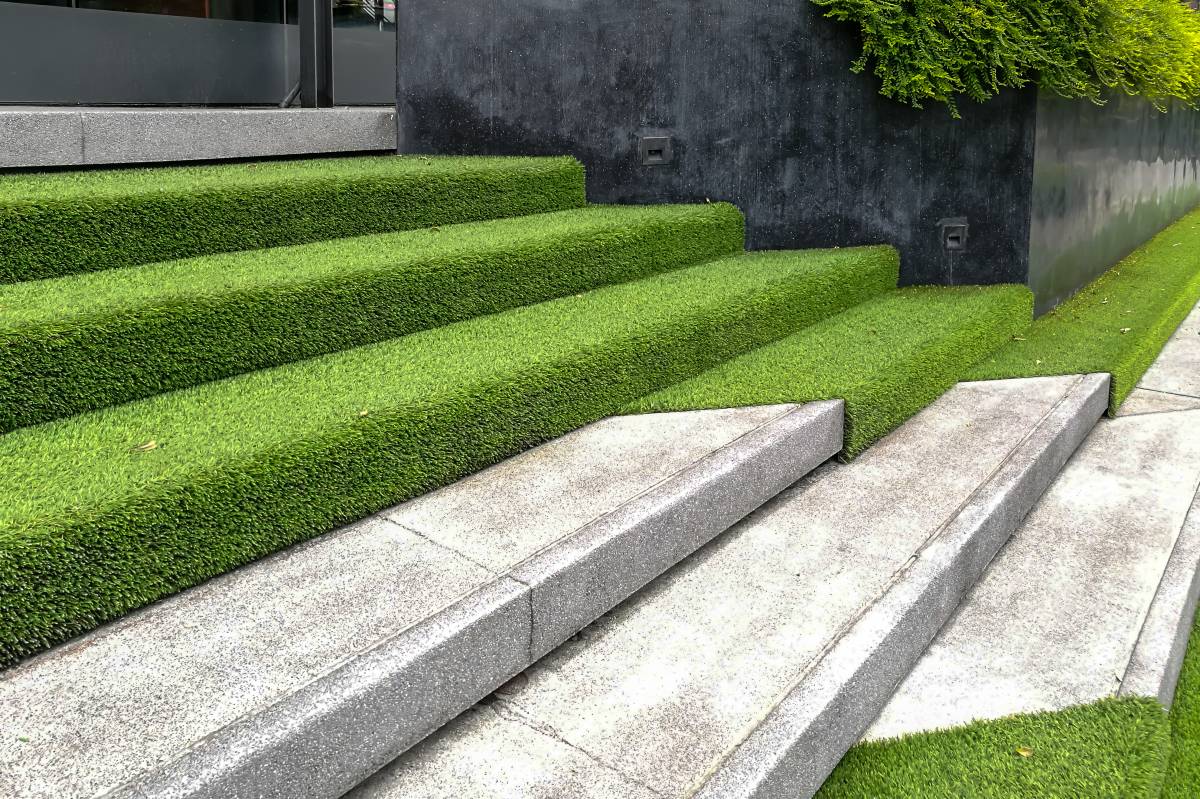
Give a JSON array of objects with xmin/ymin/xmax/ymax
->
[
  {"xmin": 1029, "ymin": 92, "xmax": 1200, "ymax": 314},
  {"xmin": 397, "ymin": 0, "xmax": 1038, "ymax": 288}
]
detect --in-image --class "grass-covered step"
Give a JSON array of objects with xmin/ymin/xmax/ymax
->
[
  {"xmin": 0, "ymin": 203, "xmax": 744, "ymax": 432},
  {"xmin": 628, "ymin": 285, "xmax": 1033, "ymax": 458},
  {"xmin": 0, "ymin": 155, "xmax": 586, "ymax": 283},
  {"xmin": 0, "ymin": 246, "xmax": 895, "ymax": 668},
  {"xmin": 970, "ymin": 206, "xmax": 1200, "ymax": 411}
]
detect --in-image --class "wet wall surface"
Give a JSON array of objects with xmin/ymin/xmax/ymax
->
[
  {"xmin": 397, "ymin": 0, "xmax": 1038, "ymax": 287},
  {"xmin": 1029, "ymin": 92, "xmax": 1200, "ymax": 314}
]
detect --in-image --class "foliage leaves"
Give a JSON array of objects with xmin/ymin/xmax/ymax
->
[{"xmin": 811, "ymin": 0, "xmax": 1200, "ymax": 115}]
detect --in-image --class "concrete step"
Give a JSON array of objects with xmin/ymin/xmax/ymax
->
[
  {"xmin": 0, "ymin": 403, "xmax": 840, "ymax": 799},
  {"xmin": 350, "ymin": 374, "xmax": 1108, "ymax": 799},
  {"xmin": 867, "ymin": 300, "xmax": 1200, "ymax": 742}
]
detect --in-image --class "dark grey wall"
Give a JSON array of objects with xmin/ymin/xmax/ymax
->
[
  {"xmin": 1029, "ymin": 91, "xmax": 1200, "ymax": 314},
  {"xmin": 397, "ymin": 0, "xmax": 1038, "ymax": 287},
  {"xmin": 0, "ymin": 1, "xmax": 394, "ymax": 105}
]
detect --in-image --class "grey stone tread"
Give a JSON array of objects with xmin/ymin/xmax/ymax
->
[
  {"xmin": 871, "ymin": 297, "xmax": 1200, "ymax": 739},
  {"xmin": 350, "ymin": 375, "xmax": 1105, "ymax": 799},
  {"xmin": 0, "ymin": 403, "xmax": 839, "ymax": 799},
  {"xmin": 868, "ymin": 407, "xmax": 1200, "ymax": 739}
]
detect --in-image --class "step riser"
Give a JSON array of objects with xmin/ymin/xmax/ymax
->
[
  {"xmin": 1120, "ymin": 470, "xmax": 1200, "ymax": 706},
  {"xmin": 102, "ymin": 403, "xmax": 842, "ymax": 799},
  {"xmin": 693, "ymin": 374, "xmax": 1110, "ymax": 799},
  {"xmin": 0, "ymin": 156, "xmax": 587, "ymax": 283},
  {"xmin": 0, "ymin": 205, "xmax": 745, "ymax": 432}
]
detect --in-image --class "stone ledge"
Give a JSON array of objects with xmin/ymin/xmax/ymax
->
[{"xmin": 0, "ymin": 106, "xmax": 396, "ymax": 169}]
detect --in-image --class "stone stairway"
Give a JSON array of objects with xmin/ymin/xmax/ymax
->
[{"xmin": 6, "ymin": 153, "xmax": 1180, "ymax": 799}]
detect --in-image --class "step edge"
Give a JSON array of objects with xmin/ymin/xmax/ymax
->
[
  {"xmin": 1119, "ymin": 482, "xmax": 1200, "ymax": 707},
  {"xmin": 690, "ymin": 373, "xmax": 1111, "ymax": 799},
  {"xmin": 101, "ymin": 402, "xmax": 842, "ymax": 799}
]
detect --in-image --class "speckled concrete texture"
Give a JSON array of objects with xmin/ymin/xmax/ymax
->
[
  {"xmin": 1136, "ymin": 302, "xmax": 1200, "ymax": 400},
  {"xmin": 870, "ymin": 298, "xmax": 1200, "ymax": 741},
  {"xmin": 351, "ymin": 375, "xmax": 1102, "ymax": 799},
  {"xmin": 0, "ymin": 108, "xmax": 83, "ymax": 168},
  {"xmin": 0, "ymin": 405, "xmax": 832, "ymax": 799},
  {"xmin": 868, "ymin": 407, "xmax": 1200, "ymax": 739},
  {"xmin": 0, "ymin": 106, "xmax": 395, "ymax": 168}
]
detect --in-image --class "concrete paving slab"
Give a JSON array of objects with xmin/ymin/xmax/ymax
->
[
  {"xmin": 1121, "ymin": 489, "xmax": 1200, "ymax": 706},
  {"xmin": 353, "ymin": 375, "xmax": 1104, "ymax": 799},
  {"xmin": 867, "ymin": 408, "xmax": 1200, "ymax": 740},
  {"xmin": 1137, "ymin": 302, "xmax": 1200, "ymax": 400},
  {"xmin": 0, "ymin": 405, "xmax": 832, "ymax": 799},
  {"xmin": 1117, "ymin": 387, "xmax": 1200, "ymax": 417}
]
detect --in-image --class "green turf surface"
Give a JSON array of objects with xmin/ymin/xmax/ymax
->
[
  {"xmin": 817, "ymin": 698, "xmax": 1171, "ymax": 799},
  {"xmin": 0, "ymin": 246, "xmax": 893, "ymax": 667},
  {"xmin": 1164, "ymin": 599, "xmax": 1200, "ymax": 797},
  {"xmin": 628, "ymin": 283, "xmax": 1032, "ymax": 458},
  {"xmin": 0, "ymin": 155, "xmax": 586, "ymax": 283},
  {"xmin": 969, "ymin": 207, "xmax": 1200, "ymax": 412},
  {"xmin": 0, "ymin": 203, "xmax": 743, "ymax": 432}
]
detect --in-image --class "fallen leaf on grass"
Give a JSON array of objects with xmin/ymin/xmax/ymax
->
[
  {"xmin": 131, "ymin": 440, "xmax": 158, "ymax": 452},
  {"xmin": 1015, "ymin": 747, "xmax": 1034, "ymax": 758},
  {"xmin": 358, "ymin": 409, "xmax": 370, "ymax": 418}
]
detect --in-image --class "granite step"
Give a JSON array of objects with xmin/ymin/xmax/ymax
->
[
  {"xmin": 869, "ymin": 298, "xmax": 1200, "ymax": 742},
  {"xmin": 0, "ymin": 402, "xmax": 840, "ymax": 799},
  {"xmin": 349, "ymin": 374, "xmax": 1107, "ymax": 799}
]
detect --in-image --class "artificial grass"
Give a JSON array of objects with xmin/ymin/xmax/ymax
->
[
  {"xmin": 0, "ymin": 155, "xmax": 586, "ymax": 283},
  {"xmin": 817, "ymin": 698, "xmax": 1171, "ymax": 798},
  {"xmin": 1163, "ymin": 596, "xmax": 1200, "ymax": 797},
  {"xmin": 0, "ymin": 203, "xmax": 744, "ymax": 432},
  {"xmin": 969, "ymin": 207, "xmax": 1200, "ymax": 412},
  {"xmin": 628, "ymin": 283, "xmax": 1033, "ymax": 458},
  {"xmin": 0, "ymin": 246, "xmax": 891, "ymax": 668}
]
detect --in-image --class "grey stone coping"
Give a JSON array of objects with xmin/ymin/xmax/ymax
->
[
  {"xmin": 0, "ymin": 106, "xmax": 396, "ymax": 169},
  {"xmin": 351, "ymin": 374, "xmax": 1106, "ymax": 799},
  {"xmin": 0, "ymin": 402, "xmax": 840, "ymax": 799}
]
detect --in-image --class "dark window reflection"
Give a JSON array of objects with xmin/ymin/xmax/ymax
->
[{"xmin": 4, "ymin": 1, "xmax": 393, "ymax": 27}]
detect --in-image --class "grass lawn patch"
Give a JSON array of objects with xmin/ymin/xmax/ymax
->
[
  {"xmin": 1163, "ymin": 596, "xmax": 1200, "ymax": 797},
  {"xmin": 0, "ymin": 203, "xmax": 743, "ymax": 432},
  {"xmin": 817, "ymin": 698, "xmax": 1171, "ymax": 799},
  {"xmin": 0, "ymin": 247, "xmax": 887, "ymax": 668},
  {"xmin": 628, "ymin": 283, "xmax": 1032, "ymax": 458},
  {"xmin": 0, "ymin": 155, "xmax": 586, "ymax": 283},
  {"xmin": 969, "ymin": 207, "xmax": 1200, "ymax": 412}
]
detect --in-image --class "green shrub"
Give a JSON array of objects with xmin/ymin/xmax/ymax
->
[
  {"xmin": 0, "ymin": 248, "xmax": 879, "ymax": 667},
  {"xmin": 0, "ymin": 203, "xmax": 744, "ymax": 432},
  {"xmin": 812, "ymin": 0, "xmax": 1200, "ymax": 115},
  {"xmin": 630, "ymin": 283, "xmax": 1032, "ymax": 458},
  {"xmin": 0, "ymin": 155, "xmax": 586, "ymax": 282}
]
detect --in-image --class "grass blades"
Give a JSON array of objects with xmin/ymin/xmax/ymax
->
[
  {"xmin": 0, "ymin": 247, "xmax": 886, "ymax": 667},
  {"xmin": 817, "ymin": 698, "xmax": 1171, "ymax": 799},
  {"xmin": 629, "ymin": 283, "xmax": 1033, "ymax": 458},
  {"xmin": 0, "ymin": 155, "xmax": 586, "ymax": 282},
  {"xmin": 970, "ymin": 206, "xmax": 1200, "ymax": 412},
  {"xmin": 0, "ymin": 203, "xmax": 744, "ymax": 432}
]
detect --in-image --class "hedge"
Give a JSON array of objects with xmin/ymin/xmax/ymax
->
[
  {"xmin": 0, "ymin": 155, "xmax": 586, "ymax": 282},
  {"xmin": 0, "ymin": 246, "xmax": 888, "ymax": 667},
  {"xmin": 629, "ymin": 283, "xmax": 1033, "ymax": 458},
  {"xmin": 969, "ymin": 206, "xmax": 1200, "ymax": 412},
  {"xmin": 813, "ymin": 0, "xmax": 1200, "ymax": 116},
  {"xmin": 817, "ymin": 697, "xmax": 1170, "ymax": 799},
  {"xmin": 0, "ymin": 203, "xmax": 744, "ymax": 432}
]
